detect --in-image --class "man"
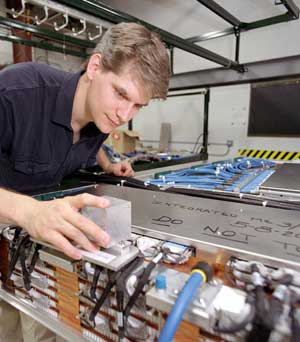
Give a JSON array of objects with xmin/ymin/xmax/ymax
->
[{"xmin": 0, "ymin": 22, "xmax": 170, "ymax": 341}]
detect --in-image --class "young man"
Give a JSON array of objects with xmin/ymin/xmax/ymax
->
[{"xmin": 0, "ymin": 22, "xmax": 170, "ymax": 341}]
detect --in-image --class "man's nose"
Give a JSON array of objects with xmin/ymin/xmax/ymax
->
[{"xmin": 117, "ymin": 102, "xmax": 136, "ymax": 122}]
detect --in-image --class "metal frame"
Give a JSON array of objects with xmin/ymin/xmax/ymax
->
[
  {"xmin": 55, "ymin": 0, "xmax": 245, "ymax": 72},
  {"xmin": 0, "ymin": 15, "xmax": 94, "ymax": 48},
  {"xmin": 191, "ymin": 0, "xmax": 299, "ymax": 63},
  {"xmin": 0, "ymin": 289, "xmax": 88, "ymax": 341},
  {"xmin": 169, "ymin": 54, "xmax": 300, "ymax": 90},
  {"xmin": 166, "ymin": 89, "xmax": 210, "ymax": 161},
  {"xmin": 0, "ymin": 1, "xmax": 298, "ymax": 71},
  {"xmin": 0, "ymin": 31, "xmax": 87, "ymax": 57}
]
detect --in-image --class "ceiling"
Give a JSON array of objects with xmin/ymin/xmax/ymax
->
[{"xmin": 97, "ymin": 0, "xmax": 300, "ymax": 38}]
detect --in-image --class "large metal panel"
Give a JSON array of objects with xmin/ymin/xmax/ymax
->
[
  {"xmin": 260, "ymin": 163, "xmax": 300, "ymax": 193},
  {"xmin": 86, "ymin": 184, "xmax": 300, "ymax": 270}
]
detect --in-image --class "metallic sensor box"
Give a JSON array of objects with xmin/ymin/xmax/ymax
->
[{"xmin": 81, "ymin": 196, "xmax": 132, "ymax": 248}]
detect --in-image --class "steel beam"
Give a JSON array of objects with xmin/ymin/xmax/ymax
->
[
  {"xmin": 196, "ymin": 0, "xmax": 241, "ymax": 27},
  {"xmin": 0, "ymin": 32, "xmax": 87, "ymax": 57},
  {"xmin": 188, "ymin": 11, "xmax": 298, "ymax": 43},
  {"xmin": 55, "ymin": 0, "xmax": 245, "ymax": 72},
  {"xmin": 199, "ymin": 89, "xmax": 209, "ymax": 161},
  {"xmin": 240, "ymin": 13, "xmax": 296, "ymax": 30},
  {"xmin": 187, "ymin": 27, "xmax": 235, "ymax": 43},
  {"xmin": 0, "ymin": 15, "xmax": 95, "ymax": 48},
  {"xmin": 280, "ymin": 0, "xmax": 300, "ymax": 18},
  {"xmin": 169, "ymin": 54, "xmax": 300, "ymax": 90}
]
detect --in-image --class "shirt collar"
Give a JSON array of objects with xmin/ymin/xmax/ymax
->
[{"xmin": 52, "ymin": 69, "xmax": 84, "ymax": 130}]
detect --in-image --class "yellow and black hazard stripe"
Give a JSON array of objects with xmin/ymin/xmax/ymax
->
[{"xmin": 238, "ymin": 149, "xmax": 300, "ymax": 161}]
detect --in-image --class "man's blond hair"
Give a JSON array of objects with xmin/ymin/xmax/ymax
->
[{"xmin": 90, "ymin": 22, "xmax": 170, "ymax": 100}]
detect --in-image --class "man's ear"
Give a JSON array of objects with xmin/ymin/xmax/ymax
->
[{"xmin": 86, "ymin": 53, "xmax": 102, "ymax": 80}]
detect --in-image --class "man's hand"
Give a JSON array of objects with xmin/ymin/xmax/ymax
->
[
  {"xmin": 106, "ymin": 160, "xmax": 134, "ymax": 177},
  {"xmin": 21, "ymin": 193, "xmax": 111, "ymax": 260},
  {"xmin": 96, "ymin": 147, "xmax": 134, "ymax": 177}
]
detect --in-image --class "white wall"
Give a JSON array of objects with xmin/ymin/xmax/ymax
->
[
  {"xmin": 33, "ymin": 48, "xmax": 84, "ymax": 72},
  {"xmin": 102, "ymin": 0, "xmax": 300, "ymax": 158}
]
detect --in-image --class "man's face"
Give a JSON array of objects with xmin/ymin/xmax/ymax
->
[{"xmin": 86, "ymin": 57, "xmax": 150, "ymax": 134}]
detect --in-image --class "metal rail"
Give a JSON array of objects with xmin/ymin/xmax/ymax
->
[
  {"xmin": 0, "ymin": 15, "xmax": 95, "ymax": 48},
  {"xmin": 188, "ymin": 1, "xmax": 299, "ymax": 43},
  {"xmin": 196, "ymin": 0, "xmax": 241, "ymax": 27},
  {"xmin": 0, "ymin": 32, "xmax": 87, "ymax": 57},
  {"xmin": 169, "ymin": 54, "xmax": 300, "ymax": 90},
  {"xmin": 0, "ymin": 289, "xmax": 88, "ymax": 342},
  {"xmin": 55, "ymin": 0, "xmax": 245, "ymax": 72}
]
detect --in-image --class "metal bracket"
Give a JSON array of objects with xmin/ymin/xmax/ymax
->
[
  {"xmin": 275, "ymin": 0, "xmax": 300, "ymax": 19},
  {"xmin": 54, "ymin": 12, "xmax": 69, "ymax": 31},
  {"xmin": 12, "ymin": 0, "xmax": 26, "ymax": 19},
  {"xmin": 88, "ymin": 25, "xmax": 102, "ymax": 41},
  {"xmin": 234, "ymin": 26, "xmax": 241, "ymax": 63},
  {"xmin": 34, "ymin": 6, "xmax": 49, "ymax": 25},
  {"xmin": 72, "ymin": 19, "xmax": 86, "ymax": 36}
]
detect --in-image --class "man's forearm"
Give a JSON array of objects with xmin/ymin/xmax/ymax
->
[
  {"xmin": 96, "ymin": 147, "xmax": 112, "ymax": 172},
  {"xmin": 0, "ymin": 188, "xmax": 35, "ymax": 226}
]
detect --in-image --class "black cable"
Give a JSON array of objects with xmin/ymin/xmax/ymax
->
[
  {"xmin": 115, "ymin": 256, "xmax": 143, "ymax": 341},
  {"xmin": 90, "ymin": 265, "xmax": 103, "ymax": 301},
  {"xmin": 9, "ymin": 227, "xmax": 22, "ymax": 259},
  {"xmin": 28, "ymin": 243, "xmax": 42, "ymax": 274},
  {"xmin": 89, "ymin": 269, "xmax": 120, "ymax": 322},
  {"xmin": 290, "ymin": 295, "xmax": 300, "ymax": 342},
  {"xmin": 192, "ymin": 133, "xmax": 203, "ymax": 153},
  {"xmin": 245, "ymin": 286, "xmax": 271, "ymax": 342},
  {"xmin": 5, "ymin": 234, "xmax": 30, "ymax": 286},
  {"xmin": 246, "ymin": 319, "xmax": 271, "ymax": 342},
  {"xmin": 89, "ymin": 257, "xmax": 142, "ymax": 322},
  {"xmin": 246, "ymin": 265, "xmax": 273, "ymax": 342},
  {"xmin": 124, "ymin": 253, "xmax": 163, "ymax": 321},
  {"xmin": 19, "ymin": 239, "xmax": 32, "ymax": 291},
  {"xmin": 255, "ymin": 285, "xmax": 269, "ymax": 325}
]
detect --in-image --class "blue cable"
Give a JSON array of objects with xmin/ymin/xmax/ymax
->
[
  {"xmin": 147, "ymin": 158, "xmax": 276, "ymax": 192},
  {"xmin": 158, "ymin": 271, "xmax": 205, "ymax": 342}
]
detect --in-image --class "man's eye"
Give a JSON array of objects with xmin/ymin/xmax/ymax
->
[{"xmin": 115, "ymin": 89, "xmax": 125, "ymax": 99}]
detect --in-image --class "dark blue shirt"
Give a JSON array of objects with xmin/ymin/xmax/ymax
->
[{"xmin": 0, "ymin": 62, "xmax": 108, "ymax": 192}]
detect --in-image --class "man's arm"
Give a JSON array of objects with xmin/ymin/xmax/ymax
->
[
  {"xmin": 96, "ymin": 147, "xmax": 134, "ymax": 177},
  {"xmin": 0, "ymin": 188, "xmax": 110, "ymax": 259}
]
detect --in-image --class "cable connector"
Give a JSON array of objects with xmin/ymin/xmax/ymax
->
[{"xmin": 191, "ymin": 261, "xmax": 213, "ymax": 283}]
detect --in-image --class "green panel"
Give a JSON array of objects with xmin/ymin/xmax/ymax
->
[{"xmin": 0, "ymin": 33, "xmax": 87, "ymax": 58}]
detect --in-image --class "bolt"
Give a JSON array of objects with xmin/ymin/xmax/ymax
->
[
  {"xmin": 172, "ymin": 288, "xmax": 179, "ymax": 296},
  {"xmin": 194, "ymin": 297, "xmax": 206, "ymax": 308}
]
